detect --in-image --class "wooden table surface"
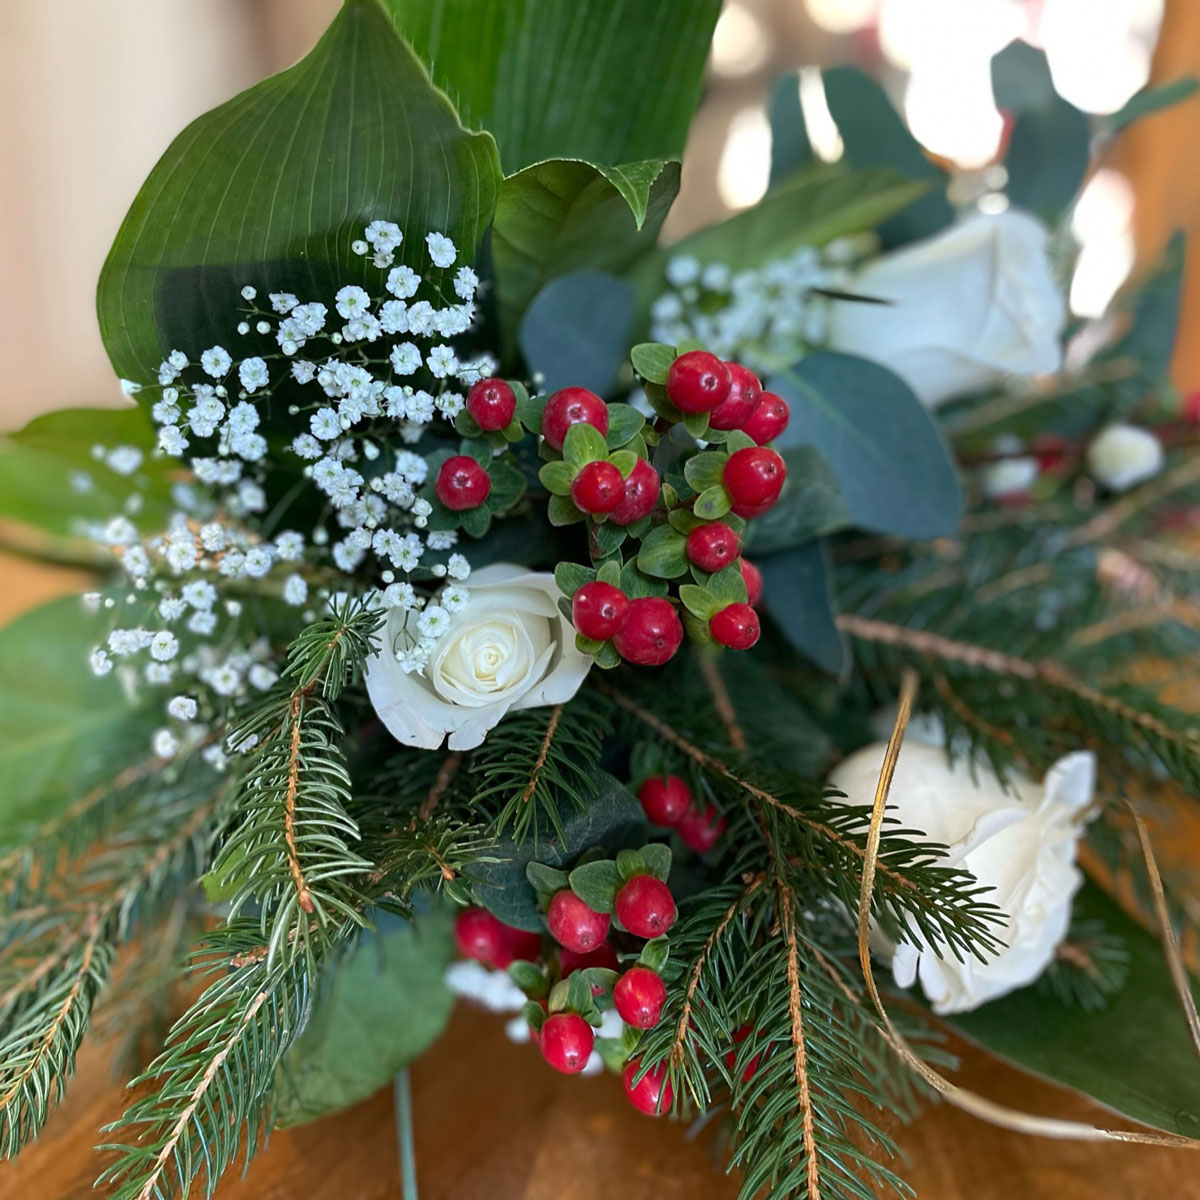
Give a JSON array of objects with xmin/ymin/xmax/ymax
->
[{"xmin": 1, "ymin": 553, "xmax": 1198, "ymax": 1200}]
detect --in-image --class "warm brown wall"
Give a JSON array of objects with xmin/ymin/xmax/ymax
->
[{"xmin": 1119, "ymin": 0, "xmax": 1200, "ymax": 395}]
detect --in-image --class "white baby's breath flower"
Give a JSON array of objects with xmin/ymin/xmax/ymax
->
[
  {"xmin": 238, "ymin": 357, "xmax": 269, "ymax": 393},
  {"xmin": 390, "ymin": 342, "xmax": 421, "ymax": 375},
  {"xmin": 168, "ymin": 695, "xmax": 198, "ymax": 721},
  {"xmin": 335, "ymin": 285, "xmax": 371, "ymax": 319},
  {"xmin": 425, "ymin": 232, "xmax": 457, "ymax": 268},
  {"xmin": 149, "ymin": 631, "xmax": 179, "ymax": 662},
  {"xmin": 200, "ymin": 346, "xmax": 233, "ymax": 378}
]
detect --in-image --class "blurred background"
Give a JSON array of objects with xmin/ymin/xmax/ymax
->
[{"xmin": 2, "ymin": 0, "xmax": 1199, "ymax": 431}]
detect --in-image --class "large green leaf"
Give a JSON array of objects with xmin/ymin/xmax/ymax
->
[
  {"xmin": 472, "ymin": 771, "xmax": 645, "ymax": 931},
  {"xmin": 493, "ymin": 159, "xmax": 679, "ymax": 350},
  {"xmin": 0, "ymin": 596, "xmax": 155, "ymax": 837},
  {"xmin": 275, "ymin": 910, "xmax": 455, "ymax": 1127},
  {"xmin": 771, "ymin": 352, "xmax": 963, "ymax": 540},
  {"xmin": 380, "ymin": 0, "xmax": 721, "ymax": 173},
  {"xmin": 664, "ymin": 167, "xmax": 930, "ymax": 270},
  {"xmin": 951, "ymin": 883, "xmax": 1200, "ymax": 1136},
  {"xmin": 0, "ymin": 407, "xmax": 175, "ymax": 552},
  {"xmin": 97, "ymin": 0, "xmax": 502, "ymax": 388}
]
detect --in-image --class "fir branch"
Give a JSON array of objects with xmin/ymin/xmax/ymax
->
[
  {"xmin": 779, "ymin": 888, "xmax": 821, "ymax": 1200},
  {"xmin": 211, "ymin": 601, "xmax": 382, "ymax": 967},
  {"xmin": 0, "ymin": 783, "xmax": 222, "ymax": 1158},
  {"xmin": 469, "ymin": 690, "xmax": 609, "ymax": 841},
  {"xmin": 96, "ymin": 920, "xmax": 329, "ymax": 1200},
  {"xmin": 607, "ymin": 685, "xmax": 1002, "ymax": 960}
]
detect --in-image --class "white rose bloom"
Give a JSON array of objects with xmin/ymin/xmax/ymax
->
[
  {"xmin": 829, "ymin": 741, "xmax": 1095, "ymax": 1015},
  {"xmin": 1086, "ymin": 423, "xmax": 1164, "ymax": 492},
  {"xmin": 365, "ymin": 564, "xmax": 590, "ymax": 751},
  {"xmin": 828, "ymin": 211, "xmax": 1066, "ymax": 409}
]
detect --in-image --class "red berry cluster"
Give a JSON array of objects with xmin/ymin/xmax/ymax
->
[
  {"xmin": 638, "ymin": 774, "xmax": 726, "ymax": 854},
  {"xmin": 454, "ymin": 838, "xmax": 685, "ymax": 1116},
  {"xmin": 549, "ymin": 345, "xmax": 788, "ymax": 668},
  {"xmin": 534, "ymin": 859, "xmax": 678, "ymax": 1100}
]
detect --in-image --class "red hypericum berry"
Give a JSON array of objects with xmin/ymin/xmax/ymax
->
[
  {"xmin": 572, "ymin": 581, "xmax": 630, "ymax": 641},
  {"xmin": 540, "ymin": 1012, "xmax": 595, "ymax": 1074},
  {"xmin": 560, "ymin": 942, "xmax": 620, "ymax": 977},
  {"xmin": 547, "ymin": 889, "xmax": 611, "ymax": 954},
  {"xmin": 570, "ymin": 460, "xmax": 625, "ymax": 515},
  {"xmin": 465, "ymin": 377, "xmax": 517, "ymax": 431},
  {"xmin": 1033, "ymin": 433, "xmax": 1069, "ymax": 471},
  {"xmin": 741, "ymin": 391, "xmax": 790, "ymax": 445},
  {"xmin": 614, "ymin": 966, "xmax": 668, "ymax": 1029},
  {"xmin": 740, "ymin": 558, "xmax": 763, "ymax": 607},
  {"xmin": 685, "ymin": 522, "xmax": 741, "ymax": 573},
  {"xmin": 436, "ymin": 455, "xmax": 491, "ymax": 511},
  {"xmin": 708, "ymin": 362, "xmax": 762, "ymax": 431},
  {"xmin": 638, "ymin": 774, "xmax": 692, "ymax": 826},
  {"xmin": 723, "ymin": 447, "xmax": 786, "ymax": 518},
  {"xmin": 454, "ymin": 907, "xmax": 541, "ymax": 970},
  {"xmin": 667, "ymin": 350, "xmax": 732, "ymax": 414},
  {"xmin": 710, "ymin": 602, "xmax": 760, "ymax": 650},
  {"xmin": 677, "ymin": 803, "xmax": 726, "ymax": 854},
  {"xmin": 1185, "ymin": 391, "xmax": 1200, "ymax": 425},
  {"xmin": 615, "ymin": 874, "xmax": 676, "ymax": 939},
  {"xmin": 610, "ymin": 456, "xmax": 661, "ymax": 526},
  {"xmin": 623, "ymin": 1059, "xmax": 674, "ymax": 1115},
  {"xmin": 723, "ymin": 1025, "xmax": 763, "ymax": 1083},
  {"xmin": 542, "ymin": 387, "xmax": 609, "ymax": 451},
  {"xmin": 612, "ymin": 597, "xmax": 683, "ymax": 666}
]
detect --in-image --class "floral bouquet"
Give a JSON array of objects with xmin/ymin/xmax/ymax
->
[{"xmin": 2, "ymin": 4, "xmax": 1199, "ymax": 1198}]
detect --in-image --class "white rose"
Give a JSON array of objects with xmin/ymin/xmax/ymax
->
[
  {"xmin": 828, "ymin": 211, "xmax": 1066, "ymax": 409},
  {"xmin": 365, "ymin": 564, "xmax": 590, "ymax": 751},
  {"xmin": 1086, "ymin": 423, "xmax": 1164, "ymax": 492},
  {"xmin": 829, "ymin": 741, "xmax": 1095, "ymax": 1015}
]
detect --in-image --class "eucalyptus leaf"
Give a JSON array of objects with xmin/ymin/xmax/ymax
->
[
  {"xmin": 822, "ymin": 68, "xmax": 952, "ymax": 243},
  {"xmin": 771, "ymin": 352, "xmax": 963, "ymax": 540},
  {"xmin": 472, "ymin": 772, "xmax": 644, "ymax": 930},
  {"xmin": 991, "ymin": 41, "xmax": 1089, "ymax": 216},
  {"xmin": 98, "ymin": 0, "xmax": 502, "ymax": 388},
  {"xmin": 768, "ymin": 72, "xmax": 813, "ymax": 187},
  {"xmin": 274, "ymin": 910, "xmax": 455, "ymax": 1127},
  {"xmin": 1100, "ymin": 76, "xmax": 1199, "ymax": 136},
  {"xmin": 759, "ymin": 539, "xmax": 846, "ymax": 675},
  {"xmin": 381, "ymin": 0, "xmax": 721, "ymax": 173},
  {"xmin": 745, "ymin": 446, "xmax": 850, "ymax": 554},
  {"xmin": 519, "ymin": 271, "xmax": 635, "ymax": 396}
]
